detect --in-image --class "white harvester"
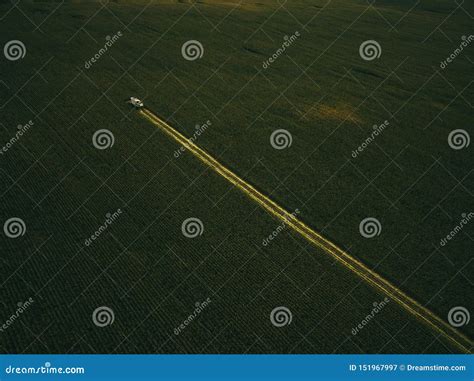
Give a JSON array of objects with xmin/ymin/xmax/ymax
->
[{"xmin": 127, "ymin": 97, "xmax": 144, "ymax": 108}]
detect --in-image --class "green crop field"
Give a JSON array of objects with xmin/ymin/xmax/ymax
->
[{"xmin": 0, "ymin": 0, "xmax": 472, "ymax": 354}]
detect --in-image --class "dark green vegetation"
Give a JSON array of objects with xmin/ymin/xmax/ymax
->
[{"xmin": 1, "ymin": 0, "xmax": 472, "ymax": 353}]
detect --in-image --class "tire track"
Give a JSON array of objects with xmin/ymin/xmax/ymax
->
[{"xmin": 139, "ymin": 107, "xmax": 472, "ymax": 353}]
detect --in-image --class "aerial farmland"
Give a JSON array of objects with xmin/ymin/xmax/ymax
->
[{"xmin": 0, "ymin": 0, "xmax": 472, "ymax": 354}]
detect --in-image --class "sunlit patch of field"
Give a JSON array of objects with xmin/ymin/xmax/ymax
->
[
  {"xmin": 300, "ymin": 103, "xmax": 362, "ymax": 124},
  {"xmin": 66, "ymin": 0, "xmax": 273, "ymax": 10}
]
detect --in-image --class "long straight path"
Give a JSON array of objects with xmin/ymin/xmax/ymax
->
[{"xmin": 139, "ymin": 107, "xmax": 472, "ymax": 354}]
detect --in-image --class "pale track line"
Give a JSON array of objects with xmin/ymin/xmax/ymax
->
[{"xmin": 139, "ymin": 107, "xmax": 473, "ymax": 354}]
